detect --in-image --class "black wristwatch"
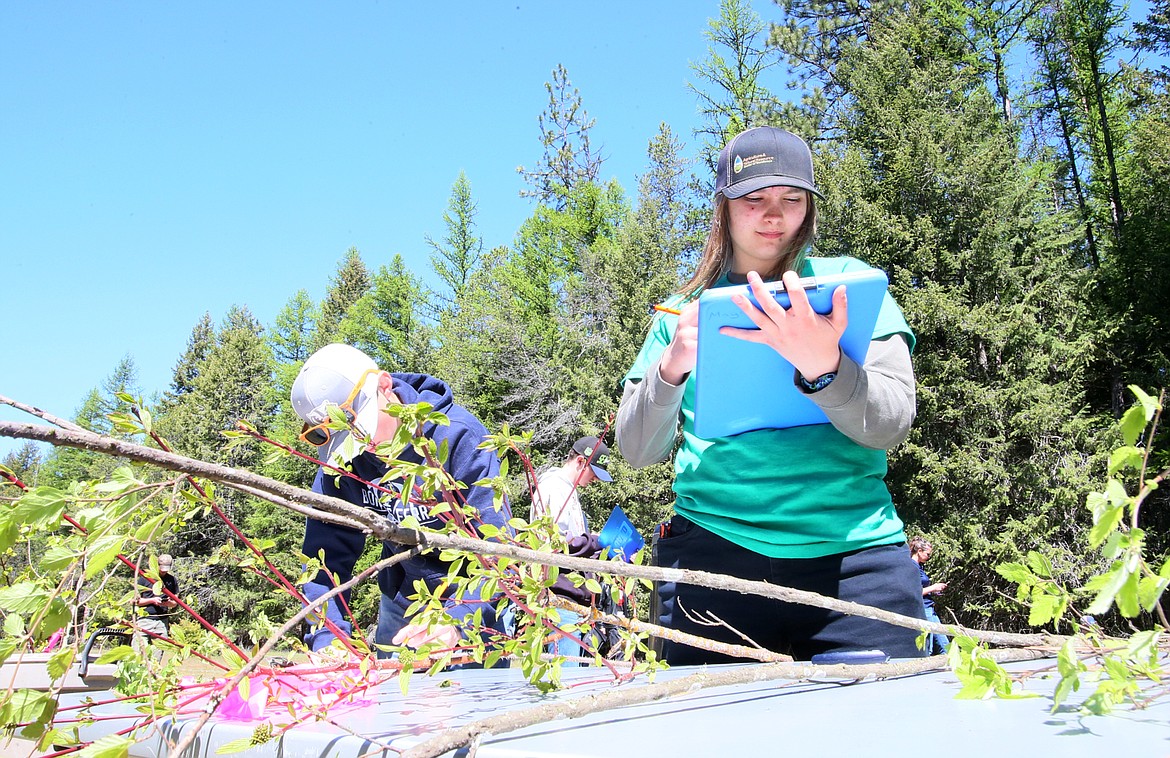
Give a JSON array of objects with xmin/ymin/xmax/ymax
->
[{"xmin": 797, "ymin": 371, "xmax": 837, "ymax": 394}]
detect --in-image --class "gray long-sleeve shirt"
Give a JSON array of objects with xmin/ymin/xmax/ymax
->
[{"xmin": 616, "ymin": 334, "xmax": 916, "ymax": 467}]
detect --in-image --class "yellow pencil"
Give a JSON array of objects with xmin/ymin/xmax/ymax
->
[{"xmin": 652, "ymin": 304, "xmax": 682, "ymax": 316}]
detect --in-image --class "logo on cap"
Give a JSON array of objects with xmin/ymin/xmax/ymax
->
[{"xmin": 733, "ymin": 155, "xmax": 744, "ymax": 174}]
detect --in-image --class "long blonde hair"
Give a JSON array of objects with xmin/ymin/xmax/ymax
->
[{"xmin": 677, "ymin": 191, "xmax": 818, "ymax": 299}]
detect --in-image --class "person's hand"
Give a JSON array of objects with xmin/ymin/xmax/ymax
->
[
  {"xmin": 926, "ymin": 582, "xmax": 947, "ymax": 595},
  {"xmin": 723, "ymin": 270, "xmax": 848, "ymax": 380},
  {"xmin": 392, "ymin": 622, "xmax": 460, "ymax": 650},
  {"xmin": 658, "ymin": 299, "xmax": 700, "ymax": 386}
]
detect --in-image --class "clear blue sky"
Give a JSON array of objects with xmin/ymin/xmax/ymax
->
[{"xmin": 1, "ymin": 1, "xmax": 785, "ymax": 459}]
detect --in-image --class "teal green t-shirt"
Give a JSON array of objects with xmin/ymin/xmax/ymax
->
[{"xmin": 623, "ymin": 256, "xmax": 915, "ymax": 559}]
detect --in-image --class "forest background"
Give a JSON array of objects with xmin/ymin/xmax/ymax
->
[{"xmin": 3, "ymin": 0, "xmax": 1169, "ymax": 646}]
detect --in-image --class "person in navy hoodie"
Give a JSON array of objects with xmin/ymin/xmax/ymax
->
[{"xmin": 291, "ymin": 342, "xmax": 510, "ymax": 657}]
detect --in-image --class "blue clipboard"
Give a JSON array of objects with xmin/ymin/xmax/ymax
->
[
  {"xmin": 597, "ymin": 506, "xmax": 645, "ymax": 562},
  {"xmin": 693, "ymin": 268, "xmax": 889, "ymax": 439}
]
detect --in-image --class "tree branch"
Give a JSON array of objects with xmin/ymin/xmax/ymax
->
[
  {"xmin": 400, "ymin": 648, "xmax": 1051, "ymax": 758},
  {"xmin": 0, "ymin": 419, "xmax": 1064, "ymax": 650}
]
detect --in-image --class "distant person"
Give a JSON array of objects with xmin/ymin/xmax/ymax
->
[
  {"xmin": 530, "ymin": 435, "xmax": 615, "ymax": 664},
  {"xmin": 909, "ymin": 536, "xmax": 949, "ymax": 655},
  {"xmin": 532, "ymin": 435, "xmax": 613, "ymax": 538},
  {"xmin": 291, "ymin": 343, "xmax": 511, "ymax": 658},
  {"xmin": 133, "ymin": 553, "xmax": 179, "ymax": 656},
  {"xmin": 617, "ymin": 125, "xmax": 926, "ymax": 664}
]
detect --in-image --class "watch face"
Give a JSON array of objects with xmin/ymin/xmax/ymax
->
[{"xmin": 800, "ymin": 372, "xmax": 837, "ymax": 393}]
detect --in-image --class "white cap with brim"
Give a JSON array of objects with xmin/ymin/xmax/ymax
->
[{"xmin": 291, "ymin": 343, "xmax": 382, "ymax": 464}]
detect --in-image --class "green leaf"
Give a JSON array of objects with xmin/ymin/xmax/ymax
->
[
  {"xmin": 0, "ymin": 582, "xmax": 50, "ymax": 614},
  {"xmin": 398, "ymin": 664, "xmax": 412, "ymax": 696},
  {"xmin": 0, "ymin": 636, "xmax": 21, "ymax": 665},
  {"xmin": 133, "ymin": 513, "xmax": 168, "ymax": 543},
  {"xmin": 75, "ymin": 734, "xmax": 134, "ymax": 758},
  {"xmin": 995, "ymin": 562, "xmax": 1033, "ymax": 585},
  {"xmin": 12, "ymin": 487, "xmax": 68, "ymax": 529},
  {"xmin": 1052, "ymin": 643, "xmax": 1081, "ymax": 710},
  {"xmin": 92, "ymin": 466, "xmax": 144, "ymax": 493},
  {"xmin": 1126, "ymin": 630, "xmax": 1161, "ymax": 663},
  {"xmin": 95, "ymin": 645, "xmax": 137, "ymax": 665},
  {"xmin": 1085, "ymin": 561, "xmax": 1131, "ymax": 616},
  {"xmin": 1028, "ymin": 592, "xmax": 1058, "ymax": 627},
  {"xmin": 955, "ymin": 659, "xmax": 997, "ymax": 699},
  {"xmin": 136, "ymin": 405, "xmax": 153, "ymax": 433},
  {"xmin": 1138, "ymin": 575, "xmax": 1169, "ymax": 612},
  {"xmin": 1025, "ymin": 551, "xmax": 1052, "ymax": 579},
  {"xmin": 39, "ymin": 544, "xmax": 80, "ymax": 573},
  {"xmin": 47, "ymin": 648, "xmax": 76, "ymax": 680},
  {"xmin": 0, "ymin": 689, "xmax": 57, "ymax": 739},
  {"xmin": 3, "ymin": 613, "xmax": 25, "ymax": 637},
  {"xmin": 85, "ymin": 534, "xmax": 127, "ymax": 579},
  {"xmin": 1088, "ymin": 501, "xmax": 1125, "ymax": 548},
  {"xmin": 1103, "ymin": 478, "xmax": 1130, "ymax": 507},
  {"xmin": 1116, "ymin": 570, "xmax": 1141, "ymax": 618},
  {"xmin": 1119, "ymin": 402, "xmax": 1149, "ymax": 447},
  {"xmin": 1128, "ymin": 385, "xmax": 1160, "ymax": 422},
  {"xmin": 1108, "ymin": 445, "xmax": 1145, "ymax": 476}
]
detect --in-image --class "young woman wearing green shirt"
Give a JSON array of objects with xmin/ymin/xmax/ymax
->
[{"xmin": 616, "ymin": 126, "xmax": 928, "ymax": 663}]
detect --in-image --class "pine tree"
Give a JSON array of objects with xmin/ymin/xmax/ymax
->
[
  {"xmin": 337, "ymin": 255, "xmax": 434, "ymax": 374},
  {"xmin": 2, "ymin": 441, "xmax": 44, "ymax": 488},
  {"xmin": 161, "ymin": 313, "xmax": 214, "ymax": 412},
  {"xmin": 427, "ymin": 171, "xmax": 484, "ymax": 313},
  {"xmin": 688, "ymin": 0, "xmax": 786, "ymax": 170},
  {"xmin": 517, "ymin": 65, "xmax": 603, "ymax": 209},
  {"xmin": 264, "ymin": 289, "xmax": 323, "ymax": 488},
  {"xmin": 584, "ymin": 123, "xmax": 703, "ymax": 532},
  {"xmin": 313, "ymin": 247, "xmax": 371, "ymax": 350},
  {"xmin": 158, "ymin": 306, "xmax": 286, "ymax": 629},
  {"xmin": 269, "ymin": 290, "xmax": 319, "ymax": 365},
  {"xmin": 41, "ymin": 355, "xmax": 142, "ymax": 485}
]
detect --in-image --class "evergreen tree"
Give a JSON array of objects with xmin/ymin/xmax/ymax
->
[
  {"xmin": 264, "ymin": 289, "xmax": 321, "ymax": 489},
  {"xmin": 156, "ymin": 307, "xmax": 284, "ymax": 626},
  {"xmin": 312, "ymin": 247, "xmax": 371, "ymax": 349},
  {"xmin": 427, "ymin": 171, "xmax": 484, "ymax": 313},
  {"xmin": 926, "ymin": 0, "xmax": 1046, "ymax": 122},
  {"xmin": 269, "ymin": 290, "xmax": 319, "ymax": 365},
  {"xmin": 517, "ymin": 64, "xmax": 603, "ymax": 209},
  {"xmin": 1135, "ymin": 0, "xmax": 1170, "ymax": 81},
  {"xmin": 41, "ymin": 355, "xmax": 141, "ymax": 485},
  {"xmin": 583, "ymin": 124, "xmax": 703, "ymax": 532},
  {"xmin": 590, "ymin": 124, "xmax": 701, "ymax": 405},
  {"xmin": 2, "ymin": 441, "xmax": 44, "ymax": 488},
  {"xmin": 160, "ymin": 313, "xmax": 214, "ymax": 413},
  {"xmin": 430, "ymin": 244, "xmax": 518, "ymax": 426},
  {"xmin": 688, "ymin": 0, "xmax": 786, "ymax": 169},
  {"xmin": 337, "ymin": 254, "xmax": 434, "ymax": 374}
]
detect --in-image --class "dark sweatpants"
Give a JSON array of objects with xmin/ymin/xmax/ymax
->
[{"xmin": 654, "ymin": 515, "xmax": 928, "ymax": 664}]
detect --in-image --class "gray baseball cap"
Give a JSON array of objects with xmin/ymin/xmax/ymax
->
[{"xmin": 715, "ymin": 126, "xmax": 823, "ymax": 199}]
